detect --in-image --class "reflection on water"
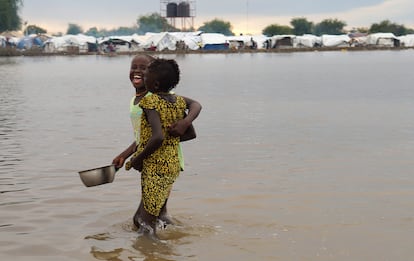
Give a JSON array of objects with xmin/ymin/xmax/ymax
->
[{"xmin": 1, "ymin": 52, "xmax": 414, "ymax": 260}]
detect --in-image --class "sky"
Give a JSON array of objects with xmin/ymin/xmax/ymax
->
[{"xmin": 20, "ymin": 0, "xmax": 414, "ymax": 35}]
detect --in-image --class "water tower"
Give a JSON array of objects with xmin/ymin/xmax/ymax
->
[{"xmin": 161, "ymin": 0, "xmax": 196, "ymax": 31}]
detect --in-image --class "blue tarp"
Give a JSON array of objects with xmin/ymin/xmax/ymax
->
[
  {"xmin": 17, "ymin": 36, "xmax": 43, "ymax": 49},
  {"xmin": 203, "ymin": 43, "xmax": 229, "ymax": 50}
]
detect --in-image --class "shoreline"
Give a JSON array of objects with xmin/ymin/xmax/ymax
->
[{"xmin": 1, "ymin": 46, "xmax": 413, "ymax": 57}]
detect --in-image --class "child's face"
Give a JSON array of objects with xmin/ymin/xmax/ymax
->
[{"xmin": 129, "ymin": 56, "xmax": 152, "ymax": 89}]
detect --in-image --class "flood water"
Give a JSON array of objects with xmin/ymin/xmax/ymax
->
[{"xmin": 1, "ymin": 50, "xmax": 414, "ymax": 260}]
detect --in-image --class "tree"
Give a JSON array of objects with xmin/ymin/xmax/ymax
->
[
  {"xmin": 290, "ymin": 17, "xmax": 313, "ymax": 35},
  {"xmin": 26, "ymin": 24, "xmax": 47, "ymax": 34},
  {"xmin": 313, "ymin": 18, "xmax": 346, "ymax": 35},
  {"xmin": 262, "ymin": 24, "xmax": 293, "ymax": 36},
  {"xmin": 0, "ymin": 0, "xmax": 23, "ymax": 33},
  {"xmin": 197, "ymin": 19, "xmax": 234, "ymax": 36},
  {"xmin": 137, "ymin": 13, "xmax": 175, "ymax": 34},
  {"xmin": 111, "ymin": 26, "xmax": 138, "ymax": 36},
  {"xmin": 66, "ymin": 23, "xmax": 83, "ymax": 35},
  {"xmin": 85, "ymin": 27, "xmax": 101, "ymax": 37},
  {"xmin": 369, "ymin": 20, "xmax": 414, "ymax": 36}
]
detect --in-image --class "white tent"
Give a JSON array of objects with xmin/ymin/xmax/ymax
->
[
  {"xmin": 226, "ymin": 35, "xmax": 269, "ymax": 49},
  {"xmin": 170, "ymin": 31, "xmax": 202, "ymax": 50},
  {"xmin": 365, "ymin": 33, "xmax": 397, "ymax": 47},
  {"xmin": 98, "ymin": 35, "xmax": 142, "ymax": 52},
  {"xmin": 293, "ymin": 34, "xmax": 322, "ymax": 48},
  {"xmin": 270, "ymin": 35, "xmax": 296, "ymax": 48},
  {"xmin": 200, "ymin": 33, "xmax": 228, "ymax": 50},
  {"xmin": 0, "ymin": 36, "xmax": 5, "ymax": 47},
  {"xmin": 44, "ymin": 34, "xmax": 96, "ymax": 53},
  {"xmin": 321, "ymin": 34, "xmax": 351, "ymax": 47},
  {"xmin": 141, "ymin": 32, "xmax": 179, "ymax": 51},
  {"xmin": 398, "ymin": 34, "xmax": 414, "ymax": 47}
]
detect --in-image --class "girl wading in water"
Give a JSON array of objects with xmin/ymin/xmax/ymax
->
[{"xmin": 112, "ymin": 55, "xmax": 201, "ymax": 237}]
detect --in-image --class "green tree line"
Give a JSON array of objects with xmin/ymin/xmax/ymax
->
[
  {"xmin": 0, "ymin": 0, "xmax": 22, "ymax": 33},
  {"xmin": 66, "ymin": 15, "xmax": 414, "ymax": 37},
  {"xmin": 262, "ymin": 17, "xmax": 414, "ymax": 36},
  {"xmin": 1, "ymin": 1, "xmax": 413, "ymax": 37}
]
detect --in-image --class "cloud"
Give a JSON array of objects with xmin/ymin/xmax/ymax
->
[
  {"xmin": 19, "ymin": 0, "xmax": 414, "ymax": 34},
  {"xmin": 223, "ymin": 0, "xmax": 414, "ymax": 34}
]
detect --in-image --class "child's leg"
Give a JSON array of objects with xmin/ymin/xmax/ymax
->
[
  {"xmin": 159, "ymin": 198, "xmax": 174, "ymax": 225},
  {"xmin": 140, "ymin": 207, "xmax": 158, "ymax": 238},
  {"xmin": 133, "ymin": 200, "xmax": 144, "ymax": 229},
  {"xmin": 159, "ymin": 186, "xmax": 174, "ymax": 225}
]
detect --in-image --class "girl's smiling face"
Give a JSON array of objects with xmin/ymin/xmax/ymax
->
[{"xmin": 129, "ymin": 55, "xmax": 153, "ymax": 89}]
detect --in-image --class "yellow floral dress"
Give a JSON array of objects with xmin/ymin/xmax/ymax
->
[{"xmin": 137, "ymin": 94, "xmax": 186, "ymax": 216}]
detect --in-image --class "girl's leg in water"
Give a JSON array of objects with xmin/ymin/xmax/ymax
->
[
  {"xmin": 139, "ymin": 207, "xmax": 158, "ymax": 239},
  {"xmin": 133, "ymin": 199, "xmax": 158, "ymax": 238},
  {"xmin": 159, "ymin": 198, "xmax": 174, "ymax": 225},
  {"xmin": 133, "ymin": 200, "xmax": 144, "ymax": 229}
]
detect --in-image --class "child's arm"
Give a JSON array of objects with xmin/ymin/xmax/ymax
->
[
  {"xmin": 131, "ymin": 108, "xmax": 164, "ymax": 171},
  {"xmin": 112, "ymin": 141, "xmax": 136, "ymax": 168},
  {"xmin": 168, "ymin": 96, "xmax": 201, "ymax": 137}
]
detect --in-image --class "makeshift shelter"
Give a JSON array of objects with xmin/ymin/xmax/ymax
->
[
  {"xmin": 0, "ymin": 31, "xmax": 20, "ymax": 47},
  {"xmin": 293, "ymin": 34, "xmax": 322, "ymax": 48},
  {"xmin": 366, "ymin": 33, "xmax": 399, "ymax": 47},
  {"xmin": 348, "ymin": 32, "xmax": 368, "ymax": 47},
  {"xmin": 43, "ymin": 34, "xmax": 96, "ymax": 53},
  {"xmin": 321, "ymin": 34, "xmax": 351, "ymax": 47},
  {"xmin": 398, "ymin": 34, "xmax": 414, "ymax": 47},
  {"xmin": 270, "ymin": 35, "xmax": 296, "ymax": 48},
  {"xmin": 139, "ymin": 32, "xmax": 179, "ymax": 51},
  {"xmin": 98, "ymin": 36, "xmax": 137, "ymax": 52},
  {"xmin": 226, "ymin": 35, "xmax": 269, "ymax": 50},
  {"xmin": 226, "ymin": 35, "xmax": 247, "ymax": 49},
  {"xmin": 200, "ymin": 33, "xmax": 229, "ymax": 50},
  {"xmin": 169, "ymin": 31, "xmax": 202, "ymax": 50},
  {"xmin": 0, "ymin": 36, "xmax": 5, "ymax": 47},
  {"xmin": 16, "ymin": 34, "xmax": 44, "ymax": 50}
]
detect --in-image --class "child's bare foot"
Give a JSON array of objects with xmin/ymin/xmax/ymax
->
[{"xmin": 159, "ymin": 214, "xmax": 174, "ymax": 226}]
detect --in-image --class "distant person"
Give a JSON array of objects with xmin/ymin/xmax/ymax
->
[
  {"xmin": 108, "ymin": 41, "xmax": 115, "ymax": 52},
  {"xmin": 265, "ymin": 39, "xmax": 271, "ymax": 49},
  {"xmin": 148, "ymin": 41, "xmax": 156, "ymax": 51},
  {"xmin": 112, "ymin": 54, "xmax": 201, "ymax": 235},
  {"xmin": 250, "ymin": 37, "xmax": 257, "ymax": 49},
  {"xmin": 126, "ymin": 58, "xmax": 200, "ymax": 238}
]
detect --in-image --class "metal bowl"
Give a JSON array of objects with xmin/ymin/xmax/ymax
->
[{"xmin": 78, "ymin": 164, "xmax": 117, "ymax": 187}]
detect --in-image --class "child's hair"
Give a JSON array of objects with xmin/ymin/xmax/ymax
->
[
  {"xmin": 133, "ymin": 53, "xmax": 155, "ymax": 62},
  {"xmin": 147, "ymin": 58, "xmax": 180, "ymax": 92}
]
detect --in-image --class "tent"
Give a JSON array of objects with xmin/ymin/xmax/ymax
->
[
  {"xmin": 366, "ymin": 33, "xmax": 399, "ymax": 47},
  {"xmin": 98, "ymin": 36, "xmax": 139, "ymax": 52},
  {"xmin": 270, "ymin": 35, "xmax": 296, "ymax": 48},
  {"xmin": 226, "ymin": 35, "xmax": 269, "ymax": 50},
  {"xmin": 169, "ymin": 31, "xmax": 202, "ymax": 50},
  {"xmin": 200, "ymin": 33, "xmax": 229, "ymax": 50},
  {"xmin": 43, "ymin": 34, "xmax": 96, "ymax": 53},
  {"xmin": 16, "ymin": 35, "xmax": 44, "ymax": 49},
  {"xmin": 139, "ymin": 32, "xmax": 180, "ymax": 51},
  {"xmin": 321, "ymin": 34, "xmax": 351, "ymax": 47},
  {"xmin": 348, "ymin": 32, "xmax": 368, "ymax": 47},
  {"xmin": 0, "ymin": 36, "xmax": 5, "ymax": 47},
  {"xmin": 398, "ymin": 34, "xmax": 414, "ymax": 47},
  {"xmin": 293, "ymin": 34, "xmax": 322, "ymax": 48}
]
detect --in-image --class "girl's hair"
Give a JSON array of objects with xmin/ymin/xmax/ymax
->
[
  {"xmin": 134, "ymin": 54, "xmax": 155, "ymax": 62},
  {"xmin": 147, "ymin": 58, "xmax": 180, "ymax": 92}
]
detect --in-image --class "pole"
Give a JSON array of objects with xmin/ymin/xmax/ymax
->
[{"xmin": 246, "ymin": 0, "xmax": 249, "ymax": 35}]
